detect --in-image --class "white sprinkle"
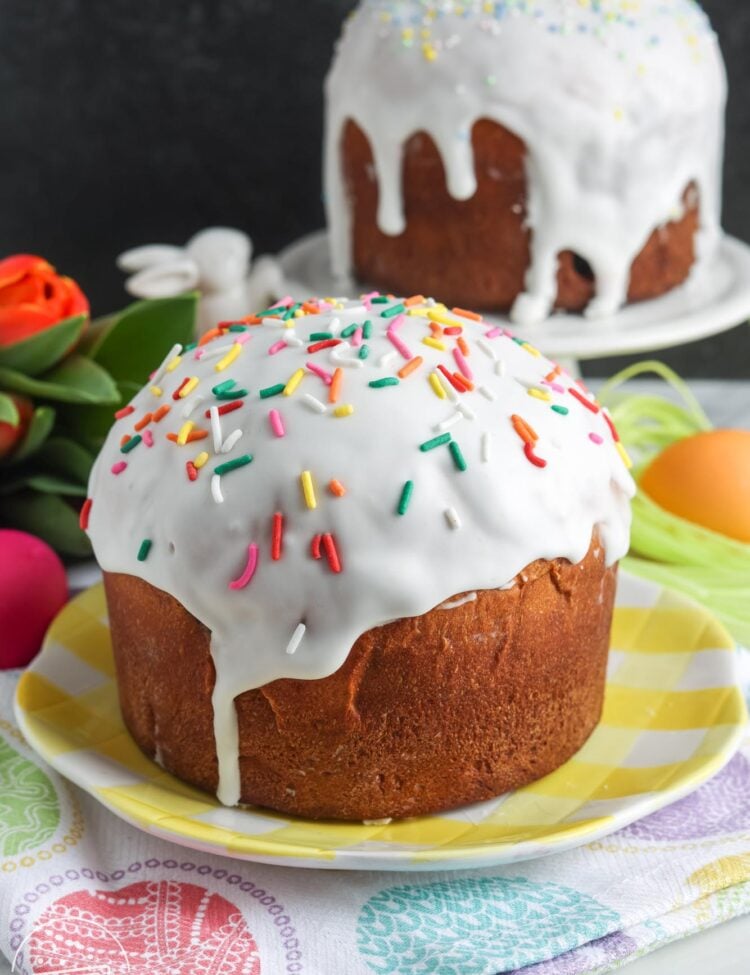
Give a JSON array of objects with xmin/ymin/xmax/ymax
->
[
  {"xmin": 303, "ymin": 393, "xmax": 328, "ymax": 414},
  {"xmin": 283, "ymin": 333, "xmax": 303, "ymax": 347},
  {"xmin": 328, "ymin": 317, "xmax": 342, "ymax": 335},
  {"xmin": 477, "ymin": 338, "xmax": 497, "ymax": 360},
  {"xmin": 435, "ymin": 411, "xmax": 463, "ymax": 433},
  {"xmin": 209, "ymin": 406, "xmax": 223, "ymax": 453},
  {"xmin": 378, "ymin": 350, "xmax": 398, "ymax": 368},
  {"xmin": 478, "ymin": 385, "xmax": 495, "ymax": 402},
  {"xmin": 201, "ymin": 342, "xmax": 235, "ymax": 361},
  {"xmin": 262, "ymin": 316, "xmax": 285, "ymax": 327},
  {"xmin": 330, "ymin": 345, "xmax": 364, "ymax": 368},
  {"xmin": 494, "ymin": 359, "xmax": 506, "ymax": 377},
  {"xmin": 286, "ymin": 622, "xmax": 306, "ymax": 655},
  {"xmin": 425, "ymin": 297, "xmax": 437, "ymax": 307},
  {"xmin": 444, "ymin": 380, "xmax": 459, "ymax": 403},
  {"xmin": 444, "ymin": 507, "xmax": 461, "ymax": 530},
  {"xmin": 211, "ymin": 474, "xmax": 224, "ymax": 504},
  {"xmin": 481, "ymin": 431, "xmax": 490, "ymax": 463},
  {"xmin": 181, "ymin": 393, "xmax": 206, "ymax": 418},
  {"xmin": 221, "ymin": 429, "xmax": 242, "ymax": 453},
  {"xmin": 150, "ymin": 342, "xmax": 183, "ymax": 385},
  {"xmin": 457, "ymin": 401, "xmax": 476, "ymax": 420}
]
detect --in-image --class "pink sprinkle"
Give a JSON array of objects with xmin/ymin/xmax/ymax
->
[
  {"xmin": 388, "ymin": 313, "xmax": 405, "ymax": 332},
  {"xmin": 276, "ymin": 295, "xmax": 293, "ymax": 308},
  {"xmin": 543, "ymin": 381, "xmax": 566, "ymax": 394},
  {"xmin": 269, "ymin": 408, "xmax": 286, "ymax": 438},
  {"xmin": 351, "ymin": 327, "xmax": 363, "ymax": 348},
  {"xmin": 387, "ymin": 328, "xmax": 413, "ymax": 361},
  {"xmin": 484, "ymin": 327, "xmax": 503, "ymax": 339},
  {"xmin": 453, "ymin": 347, "xmax": 473, "ymax": 381},
  {"xmin": 268, "ymin": 339, "xmax": 287, "ymax": 355},
  {"xmin": 589, "ymin": 432, "xmax": 604, "ymax": 445},
  {"xmin": 317, "ymin": 300, "xmax": 333, "ymax": 311},
  {"xmin": 229, "ymin": 543, "xmax": 259, "ymax": 590},
  {"xmin": 361, "ymin": 291, "xmax": 379, "ymax": 301},
  {"xmin": 111, "ymin": 461, "xmax": 128, "ymax": 475},
  {"xmin": 142, "ymin": 429, "xmax": 154, "ymax": 447},
  {"xmin": 306, "ymin": 361, "xmax": 334, "ymax": 385},
  {"xmin": 193, "ymin": 348, "xmax": 205, "ymax": 360},
  {"xmin": 233, "ymin": 331, "xmax": 252, "ymax": 346}
]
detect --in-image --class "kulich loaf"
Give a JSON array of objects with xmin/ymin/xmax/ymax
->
[{"xmin": 85, "ymin": 294, "xmax": 635, "ymax": 819}]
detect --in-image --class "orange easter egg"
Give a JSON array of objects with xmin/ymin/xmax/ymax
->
[{"xmin": 640, "ymin": 429, "xmax": 750, "ymax": 543}]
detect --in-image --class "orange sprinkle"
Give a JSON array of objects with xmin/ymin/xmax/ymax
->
[
  {"xmin": 198, "ymin": 327, "xmax": 222, "ymax": 347},
  {"xmin": 119, "ymin": 434, "xmax": 130, "ymax": 447},
  {"xmin": 134, "ymin": 412, "xmax": 153, "ymax": 432},
  {"xmin": 152, "ymin": 404, "xmax": 172, "ymax": 422},
  {"xmin": 329, "ymin": 367, "xmax": 343, "ymax": 404},
  {"xmin": 457, "ymin": 336, "xmax": 470, "ymax": 356},
  {"xmin": 452, "ymin": 371, "xmax": 474, "ymax": 392},
  {"xmin": 545, "ymin": 365, "xmax": 562, "ymax": 382},
  {"xmin": 429, "ymin": 322, "xmax": 443, "ymax": 336},
  {"xmin": 167, "ymin": 429, "xmax": 209, "ymax": 444},
  {"xmin": 398, "ymin": 355, "xmax": 423, "ymax": 379},
  {"xmin": 328, "ymin": 479, "xmax": 347, "ymax": 498},
  {"xmin": 511, "ymin": 414, "xmax": 538, "ymax": 445},
  {"xmin": 452, "ymin": 307, "xmax": 482, "ymax": 322},
  {"xmin": 404, "ymin": 294, "xmax": 425, "ymax": 307},
  {"xmin": 302, "ymin": 302, "xmax": 320, "ymax": 315},
  {"xmin": 242, "ymin": 314, "xmax": 263, "ymax": 325}
]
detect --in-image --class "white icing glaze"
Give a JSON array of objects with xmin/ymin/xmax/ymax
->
[
  {"xmin": 324, "ymin": 0, "xmax": 727, "ymax": 323},
  {"xmin": 438, "ymin": 591, "xmax": 477, "ymax": 610},
  {"xmin": 86, "ymin": 295, "xmax": 634, "ymax": 805}
]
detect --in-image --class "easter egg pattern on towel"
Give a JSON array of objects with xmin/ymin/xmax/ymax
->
[
  {"xmin": 29, "ymin": 880, "xmax": 261, "ymax": 975},
  {"xmin": 0, "ymin": 736, "xmax": 60, "ymax": 856},
  {"xmin": 621, "ymin": 752, "xmax": 750, "ymax": 842},
  {"xmin": 357, "ymin": 876, "xmax": 620, "ymax": 975}
]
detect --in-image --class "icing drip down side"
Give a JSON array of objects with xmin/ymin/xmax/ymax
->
[
  {"xmin": 86, "ymin": 295, "xmax": 635, "ymax": 805},
  {"xmin": 324, "ymin": 0, "xmax": 727, "ymax": 323}
]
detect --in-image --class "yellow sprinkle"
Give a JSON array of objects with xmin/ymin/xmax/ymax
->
[
  {"xmin": 522, "ymin": 342, "xmax": 542, "ymax": 358},
  {"xmin": 284, "ymin": 368, "xmax": 306, "ymax": 396},
  {"xmin": 334, "ymin": 404, "xmax": 354, "ymax": 418},
  {"xmin": 427, "ymin": 310, "xmax": 463, "ymax": 330},
  {"xmin": 214, "ymin": 343, "xmax": 242, "ymax": 373},
  {"xmin": 422, "ymin": 337, "xmax": 447, "ymax": 352},
  {"xmin": 165, "ymin": 355, "xmax": 182, "ymax": 373},
  {"xmin": 176, "ymin": 421, "xmax": 194, "ymax": 446},
  {"xmin": 300, "ymin": 470, "xmax": 317, "ymax": 510},
  {"xmin": 528, "ymin": 388, "xmax": 551, "ymax": 402},
  {"xmin": 422, "ymin": 42, "xmax": 437, "ymax": 62},
  {"xmin": 149, "ymin": 385, "xmax": 163, "ymax": 398},
  {"xmin": 294, "ymin": 308, "xmax": 305, "ymax": 318},
  {"xmin": 179, "ymin": 376, "xmax": 199, "ymax": 398},
  {"xmin": 194, "ymin": 451, "xmax": 209, "ymax": 469},
  {"xmin": 407, "ymin": 307, "xmax": 430, "ymax": 318},
  {"xmin": 429, "ymin": 372, "xmax": 447, "ymax": 400},
  {"xmin": 616, "ymin": 442, "xmax": 633, "ymax": 469}
]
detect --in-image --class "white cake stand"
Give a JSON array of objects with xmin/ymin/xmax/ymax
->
[{"xmin": 278, "ymin": 230, "xmax": 750, "ymax": 366}]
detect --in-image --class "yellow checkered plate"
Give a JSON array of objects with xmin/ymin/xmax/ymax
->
[{"xmin": 14, "ymin": 574, "xmax": 748, "ymax": 871}]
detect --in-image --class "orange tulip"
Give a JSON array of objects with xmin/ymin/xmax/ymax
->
[{"xmin": 0, "ymin": 254, "xmax": 89, "ymax": 348}]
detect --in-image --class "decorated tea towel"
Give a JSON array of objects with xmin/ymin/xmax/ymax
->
[{"xmin": 1, "ymin": 668, "xmax": 750, "ymax": 975}]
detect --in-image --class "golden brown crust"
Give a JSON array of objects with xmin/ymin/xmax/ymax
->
[
  {"xmin": 342, "ymin": 118, "xmax": 698, "ymax": 313},
  {"xmin": 104, "ymin": 538, "xmax": 616, "ymax": 821}
]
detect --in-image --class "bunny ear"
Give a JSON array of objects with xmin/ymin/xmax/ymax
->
[
  {"xmin": 117, "ymin": 244, "xmax": 186, "ymax": 273},
  {"xmin": 124, "ymin": 259, "xmax": 201, "ymax": 299}
]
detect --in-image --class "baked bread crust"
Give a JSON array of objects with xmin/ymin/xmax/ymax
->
[
  {"xmin": 104, "ymin": 536, "xmax": 616, "ymax": 821},
  {"xmin": 342, "ymin": 118, "xmax": 698, "ymax": 313}
]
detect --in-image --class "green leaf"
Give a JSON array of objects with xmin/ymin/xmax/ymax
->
[
  {"xmin": 36, "ymin": 436, "xmax": 94, "ymax": 485},
  {"xmin": 76, "ymin": 313, "xmax": 118, "ymax": 358},
  {"xmin": 0, "ymin": 355, "xmax": 120, "ymax": 405},
  {"xmin": 0, "ymin": 392, "xmax": 20, "ymax": 426},
  {"xmin": 92, "ymin": 294, "xmax": 198, "ymax": 385},
  {"xmin": 56, "ymin": 380, "xmax": 133, "ymax": 454},
  {"xmin": 0, "ymin": 491, "xmax": 92, "ymax": 557},
  {"xmin": 26, "ymin": 474, "xmax": 88, "ymax": 497},
  {"xmin": 8, "ymin": 406, "xmax": 55, "ymax": 464},
  {"xmin": 0, "ymin": 314, "xmax": 87, "ymax": 376}
]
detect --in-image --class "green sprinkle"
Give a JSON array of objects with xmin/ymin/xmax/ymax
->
[
  {"xmin": 381, "ymin": 303, "xmax": 405, "ymax": 318},
  {"xmin": 121, "ymin": 434, "xmax": 142, "ymax": 454},
  {"xmin": 340, "ymin": 324, "xmax": 358, "ymax": 338},
  {"xmin": 397, "ymin": 480, "xmax": 414, "ymax": 516},
  {"xmin": 358, "ymin": 345, "xmax": 370, "ymax": 360},
  {"xmin": 449, "ymin": 441, "xmax": 467, "ymax": 472},
  {"xmin": 214, "ymin": 454, "xmax": 253, "ymax": 476},
  {"xmin": 363, "ymin": 320, "xmax": 372, "ymax": 339},
  {"xmin": 212, "ymin": 379, "xmax": 236, "ymax": 395},
  {"xmin": 259, "ymin": 383, "xmax": 285, "ymax": 399},
  {"xmin": 137, "ymin": 539, "xmax": 152, "ymax": 562},
  {"xmin": 228, "ymin": 324, "xmax": 249, "ymax": 332},
  {"xmin": 215, "ymin": 388, "xmax": 248, "ymax": 400},
  {"xmin": 257, "ymin": 306, "xmax": 285, "ymax": 317},
  {"xmin": 369, "ymin": 377, "xmax": 400, "ymax": 388},
  {"xmin": 371, "ymin": 296, "xmax": 389, "ymax": 304},
  {"xmin": 512, "ymin": 336, "xmax": 526, "ymax": 346},
  {"xmin": 183, "ymin": 341, "xmax": 197, "ymax": 351},
  {"xmin": 420, "ymin": 433, "xmax": 451, "ymax": 452},
  {"xmin": 551, "ymin": 405, "xmax": 570, "ymax": 416},
  {"xmin": 309, "ymin": 331, "xmax": 333, "ymax": 341}
]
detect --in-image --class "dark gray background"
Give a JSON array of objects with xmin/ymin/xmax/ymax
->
[{"xmin": 0, "ymin": 0, "xmax": 748, "ymax": 377}]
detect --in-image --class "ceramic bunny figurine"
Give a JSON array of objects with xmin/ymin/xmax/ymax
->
[{"xmin": 118, "ymin": 227, "xmax": 285, "ymax": 336}]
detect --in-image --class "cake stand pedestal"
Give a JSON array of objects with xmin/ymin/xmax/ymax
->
[{"xmin": 278, "ymin": 230, "xmax": 750, "ymax": 372}]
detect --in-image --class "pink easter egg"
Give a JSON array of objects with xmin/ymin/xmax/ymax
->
[{"xmin": 0, "ymin": 529, "xmax": 68, "ymax": 669}]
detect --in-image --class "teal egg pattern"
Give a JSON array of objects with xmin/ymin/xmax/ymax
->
[
  {"xmin": 0, "ymin": 736, "xmax": 60, "ymax": 856},
  {"xmin": 357, "ymin": 876, "xmax": 621, "ymax": 975}
]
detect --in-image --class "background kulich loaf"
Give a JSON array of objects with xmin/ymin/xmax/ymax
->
[
  {"xmin": 104, "ymin": 536, "xmax": 616, "ymax": 822},
  {"xmin": 342, "ymin": 118, "xmax": 699, "ymax": 313}
]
